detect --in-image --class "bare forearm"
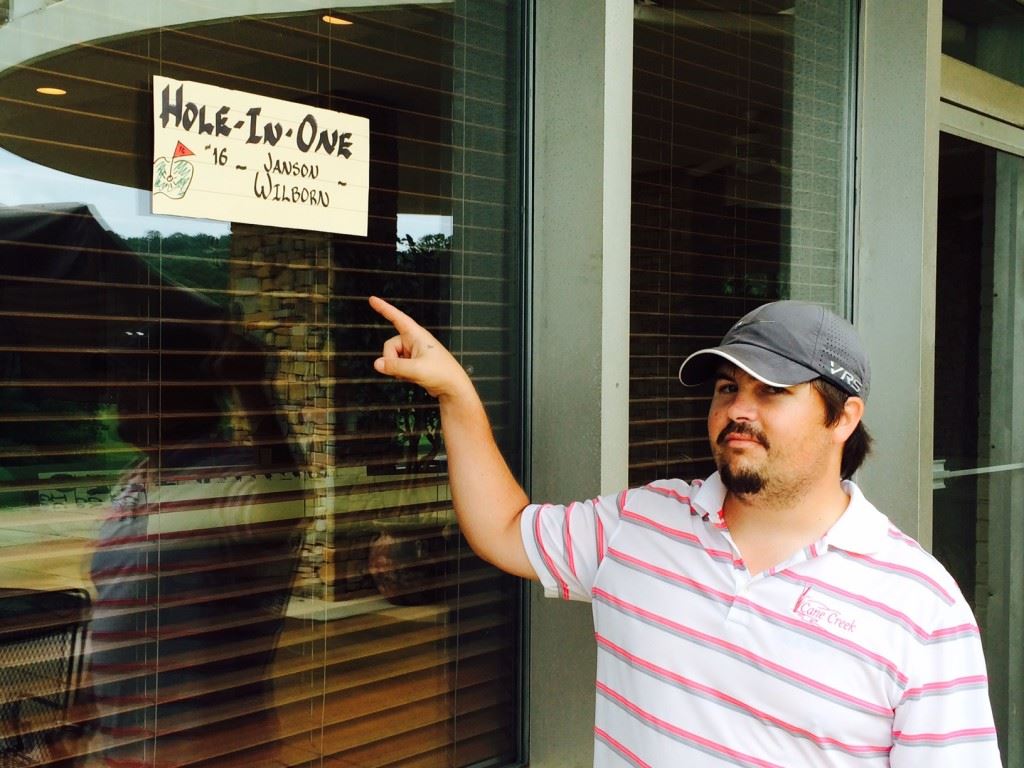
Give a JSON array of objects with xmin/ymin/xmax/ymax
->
[
  {"xmin": 438, "ymin": 382, "xmax": 534, "ymax": 578},
  {"xmin": 369, "ymin": 296, "xmax": 536, "ymax": 579}
]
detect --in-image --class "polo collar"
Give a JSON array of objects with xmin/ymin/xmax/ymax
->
[
  {"xmin": 689, "ymin": 473, "xmax": 891, "ymax": 555},
  {"xmin": 821, "ymin": 480, "xmax": 891, "ymax": 555},
  {"xmin": 691, "ymin": 472, "xmax": 728, "ymax": 528}
]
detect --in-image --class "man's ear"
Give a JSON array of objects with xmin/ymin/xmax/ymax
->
[{"xmin": 832, "ymin": 396, "xmax": 864, "ymax": 444}]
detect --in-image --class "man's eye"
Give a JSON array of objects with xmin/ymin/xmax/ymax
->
[
  {"xmin": 765, "ymin": 386, "xmax": 788, "ymax": 395},
  {"xmin": 715, "ymin": 383, "xmax": 736, "ymax": 394}
]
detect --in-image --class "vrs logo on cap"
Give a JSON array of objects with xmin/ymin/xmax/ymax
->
[
  {"xmin": 678, "ymin": 301, "xmax": 871, "ymax": 399},
  {"xmin": 828, "ymin": 360, "xmax": 864, "ymax": 395}
]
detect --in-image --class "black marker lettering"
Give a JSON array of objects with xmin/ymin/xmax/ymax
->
[
  {"xmin": 246, "ymin": 107, "xmax": 263, "ymax": 145},
  {"xmin": 160, "ymin": 84, "xmax": 184, "ymax": 128},
  {"xmin": 215, "ymin": 106, "xmax": 231, "ymax": 137},
  {"xmin": 296, "ymin": 114, "xmax": 317, "ymax": 152}
]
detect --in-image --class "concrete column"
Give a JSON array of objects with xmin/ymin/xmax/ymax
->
[
  {"xmin": 854, "ymin": 0, "xmax": 943, "ymax": 545},
  {"xmin": 528, "ymin": 0, "xmax": 633, "ymax": 765}
]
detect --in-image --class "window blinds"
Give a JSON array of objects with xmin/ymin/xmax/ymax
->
[
  {"xmin": 0, "ymin": 3, "xmax": 524, "ymax": 766},
  {"xmin": 629, "ymin": 0, "xmax": 854, "ymax": 487}
]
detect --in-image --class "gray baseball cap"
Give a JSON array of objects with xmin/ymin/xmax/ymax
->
[{"xmin": 678, "ymin": 301, "xmax": 870, "ymax": 398}]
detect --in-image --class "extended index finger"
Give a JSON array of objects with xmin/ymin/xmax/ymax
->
[{"xmin": 368, "ymin": 295, "xmax": 420, "ymax": 335}]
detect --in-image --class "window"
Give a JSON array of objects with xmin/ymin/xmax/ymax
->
[
  {"xmin": 943, "ymin": 0, "xmax": 1024, "ymax": 87},
  {"xmin": 0, "ymin": 2, "xmax": 526, "ymax": 766},
  {"xmin": 629, "ymin": 0, "xmax": 856, "ymax": 485},
  {"xmin": 934, "ymin": 129, "xmax": 1024, "ymax": 766}
]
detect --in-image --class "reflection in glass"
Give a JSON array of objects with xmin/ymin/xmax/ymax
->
[
  {"xmin": 934, "ymin": 132, "xmax": 1024, "ymax": 761},
  {"xmin": 943, "ymin": 0, "xmax": 1024, "ymax": 87},
  {"xmin": 0, "ymin": 3, "xmax": 524, "ymax": 766},
  {"xmin": 0, "ymin": 203, "xmax": 307, "ymax": 766},
  {"xmin": 629, "ymin": 0, "xmax": 855, "ymax": 485}
]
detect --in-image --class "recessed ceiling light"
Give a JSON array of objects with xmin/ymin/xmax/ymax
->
[
  {"xmin": 321, "ymin": 14, "xmax": 353, "ymax": 26},
  {"xmin": 36, "ymin": 86, "xmax": 67, "ymax": 96}
]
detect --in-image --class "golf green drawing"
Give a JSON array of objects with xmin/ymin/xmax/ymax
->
[{"xmin": 152, "ymin": 140, "xmax": 195, "ymax": 199}]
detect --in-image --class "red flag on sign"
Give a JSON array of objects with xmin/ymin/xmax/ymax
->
[{"xmin": 172, "ymin": 141, "xmax": 194, "ymax": 158}]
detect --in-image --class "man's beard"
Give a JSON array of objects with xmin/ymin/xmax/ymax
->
[
  {"xmin": 719, "ymin": 463, "xmax": 766, "ymax": 495},
  {"xmin": 716, "ymin": 421, "xmax": 770, "ymax": 496}
]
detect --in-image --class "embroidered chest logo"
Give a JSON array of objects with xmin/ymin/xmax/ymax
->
[{"xmin": 793, "ymin": 586, "xmax": 857, "ymax": 633}]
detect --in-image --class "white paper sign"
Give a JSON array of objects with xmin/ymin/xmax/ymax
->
[{"xmin": 151, "ymin": 76, "xmax": 369, "ymax": 236}]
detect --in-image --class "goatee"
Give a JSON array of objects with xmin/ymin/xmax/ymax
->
[
  {"xmin": 716, "ymin": 421, "xmax": 769, "ymax": 495},
  {"xmin": 719, "ymin": 463, "xmax": 766, "ymax": 495}
]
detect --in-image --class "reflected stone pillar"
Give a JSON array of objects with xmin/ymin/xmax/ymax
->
[{"xmin": 229, "ymin": 226, "xmax": 334, "ymax": 586}]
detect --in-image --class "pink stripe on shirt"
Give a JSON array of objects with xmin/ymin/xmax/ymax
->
[
  {"xmin": 643, "ymin": 483, "xmax": 691, "ymax": 506},
  {"xmin": 900, "ymin": 675, "xmax": 989, "ymax": 702},
  {"xmin": 608, "ymin": 547, "xmax": 907, "ymax": 685},
  {"xmin": 565, "ymin": 502, "xmax": 577, "ymax": 580},
  {"xmin": 597, "ymin": 681, "xmax": 786, "ymax": 768},
  {"xmin": 534, "ymin": 504, "xmax": 570, "ymax": 600},
  {"xmin": 778, "ymin": 572, "xmax": 977, "ymax": 643},
  {"xmin": 620, "ymin": 508, "xmax": 703, "ymax": 545},
  {"xmin": 893, "ymin": 727, "xmax": 998, "ymax": 746},
  {"xmin": 592, "ymin": 587, "xmax": 894, "ymax": 717},
  {"xmin": 618, "ymin": 508, "xmax": 738, "ymax": 565},
  {"xmin": 844, "ymin": 550, "xmax": 955, "ymax": 605},
  {"xmin": 596, "ymin": 633, "xmax": 892, "ymax": 757},
  {"xmin": 594, "ymin": 727, "xmax": 653, "ymax": 768}
]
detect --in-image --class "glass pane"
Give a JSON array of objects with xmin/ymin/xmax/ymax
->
[
  {"xmin": 943, "ymin": 0, "xmax": 1024, "ymax": 87},
  {"xmin": 0, "ymin": 3, "xmax": 525, "ymax": 766},
  {"xmin": 629, "ymin": 0, "xmax": 855, "ymax": 485},
  {"xmin": 934, "ymin": 131, "xmax": 1024, "ymax": 762}
]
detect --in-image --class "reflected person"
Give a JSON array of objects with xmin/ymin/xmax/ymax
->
[{"xmin": 86, "ymin": 321, "xmax": 307, "ymax": 767}]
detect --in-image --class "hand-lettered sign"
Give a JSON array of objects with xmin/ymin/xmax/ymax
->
[{"xmin": 152, "ymin": 76, "xmax": 369, "ymax": 236}]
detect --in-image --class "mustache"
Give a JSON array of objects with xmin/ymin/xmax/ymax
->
[{"xmin": 716, "ymin": 421, "xmax": 769, "ymax": 449}]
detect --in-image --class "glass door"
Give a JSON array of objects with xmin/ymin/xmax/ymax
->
[{"xmin": 933, "ymin": 129, "xmax": 1023, "ymax": 763}]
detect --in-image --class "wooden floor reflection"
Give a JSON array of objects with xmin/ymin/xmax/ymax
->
[{"xmin": 10, "ymin": 598, "xmax": 515, "ymax": 768}]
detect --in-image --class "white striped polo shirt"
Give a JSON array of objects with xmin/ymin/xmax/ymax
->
[{"xmin": 520, "ymin": 472, "xmax": 1001, "ymax": 767}]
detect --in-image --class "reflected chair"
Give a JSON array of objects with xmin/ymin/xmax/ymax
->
[{"xmin": 0, "ymin": 588, "xmax": 90, "ymax": 766}]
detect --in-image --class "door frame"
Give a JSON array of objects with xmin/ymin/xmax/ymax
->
[{"xmin": 937, "ymin": 54, "xmax": 1024, "ymax": 766}]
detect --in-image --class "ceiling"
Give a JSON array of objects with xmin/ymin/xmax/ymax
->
[{"xmin": 0, "ymin": 6, "xmax": 458, "ymax": 199}]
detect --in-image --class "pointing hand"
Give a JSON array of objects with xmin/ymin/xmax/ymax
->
[{"xmin": 369, "ymin": 296, "xmax": 474, "ymax": 401}]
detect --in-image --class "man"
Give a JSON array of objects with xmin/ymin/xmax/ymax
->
[{"xmin": 369, "ymin": 296, "xmax": 1000, "ymax": 767}]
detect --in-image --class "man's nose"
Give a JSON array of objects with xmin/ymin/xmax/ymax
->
[{"xmin": 726, "ymin": 388, "xmax": 758, "ymax": 421}]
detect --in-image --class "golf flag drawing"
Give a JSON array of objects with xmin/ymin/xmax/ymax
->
[
  {"xmin": 151, "ymin": 75, "xmax": 370, "ymax": 235},
  {"xmin": 152, "ymin": 141, "xmax": 196, "ymax": 200}
]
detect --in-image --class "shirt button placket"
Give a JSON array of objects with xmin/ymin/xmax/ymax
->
[{"xmin": 726, "ymin": 571, "xmax": 752, "ymax": 625}]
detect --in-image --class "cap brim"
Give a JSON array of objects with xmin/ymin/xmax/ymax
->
[{"xmin": 678, "ymin": 343, "xmax": 819, "ymax": 388}]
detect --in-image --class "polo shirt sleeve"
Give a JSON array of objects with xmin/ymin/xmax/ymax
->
[
  {"xmin": 519, "ymin": 490, "xmax": 627, "ymax": 602},
  {"xmin": 890, "ymin": 597, "xmax": 1002, "ymax": 766}
]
